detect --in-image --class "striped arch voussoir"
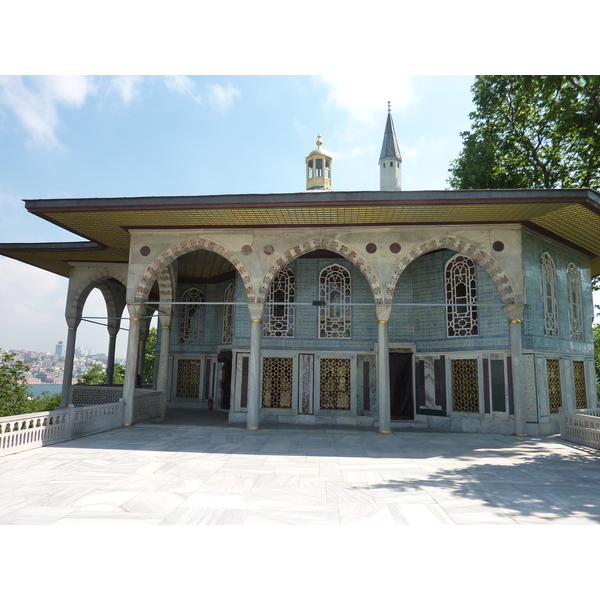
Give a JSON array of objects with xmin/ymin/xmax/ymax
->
[
  {"xmin": 71, "ymin": 269, "xmax": 127, "ymax": 318},
  {"xmin": 133, "ymin": 238, "xmax": 254, "ymax": 304},
  {"xmin": 257, "ymin": 238, "xmax": 384, "ymax": 304},
  {"xmin": 385, "ymin": 236, "xmax": 516, "ymax": 305}
]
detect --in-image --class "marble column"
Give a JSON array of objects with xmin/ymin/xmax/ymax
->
[
  {"xmin": 156, "ymin": 315, "xmax": 172, "ymax": 417},
  {"xmin": 376, "ymin": 305, "xmax": 392, "ymax": 434},
  {"xmin": 60, "ymin": 319, "xmax": 79, "ymax": 407},
  {"xmin": 122, "ymin": 304, "xmax": 144, "ymax": 426},
  {"xmin": 246, "ymin": 304, "xmax": 264, "ymax": 430},
  {"xmin": 503, "ymin": 304, "xmax": 527, "ymax": 436},
  {"xmin": 106, "ymin": 334, "xmax": 117, "ymax": 385}
]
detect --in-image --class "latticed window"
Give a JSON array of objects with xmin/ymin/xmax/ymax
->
[
  {"xmin": 179, "ymin": 288, "xmax": 205, "ymax": 343},
  {"xmin": 573, "ymin": 360, "xmax": 587, "ymax": 409},
  {"xmin": 451, "ymin": 358, "xmax": 480, "ymax": 412},
  {"xmin": 567, "ymin": 263, "xmax": 583, "ymax": 340},
  {"xmin": 263, "ymin": 267, "xmax": 295, "ymax": 337},
  {"xmin": 262, "ymin": 357, "xmax": 293, "ymax": 408},
  {"xmin": 319, "ymin": 358, "xmax": 351, "ymax": 410},
  {"xmin": 446, "ymin": 255, "xmax": 478, "ymax": 337},
  {"xmin": 546, "ymin": 358, "xmax": 562, "ymax": 413},
  {"xmin": 541, "ymin": 253, "xmax": 559, "ymax": 336},
  {"xmin": 222, "ymin": 283, "xmax": 235, "ymax": 343},
  {"xmin": 319, "ymin": 264, "xmax": 351, "ymax": 338},
  {"xmin": 176, "ymin": 359, "xmax": 201, "ymax": 398}
]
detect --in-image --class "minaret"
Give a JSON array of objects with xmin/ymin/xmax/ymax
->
[
  {"xmin": 306, "ymin": 135, "xmax": 332, "ymax": 190},
  {"xmin": 379, "ymin": 102, "xmax": 402, "ymax": 191}
]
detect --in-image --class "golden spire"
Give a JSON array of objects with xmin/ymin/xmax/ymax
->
[
  {"xmin": 316, "ymin": 134, "xmax": 322, "ymax": 149},
  {"xmin": 388, "ymin": 101, "xmax": 391, "ymax": 113}
]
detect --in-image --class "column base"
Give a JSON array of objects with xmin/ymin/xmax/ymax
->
[
  {"xmin": 378, "ymin": 430, "xmax": 392, "ymax": 434},
  {"xmin": 246, "ymin": 427, "xmax": 260, "ymax": 431},
  {"xmin": 513, "ymin": 432, "xmax": 529, "ymax": 437},
  {"xmin": 123, "ymin": 423, "xmax": 133, "ymax": 427}
]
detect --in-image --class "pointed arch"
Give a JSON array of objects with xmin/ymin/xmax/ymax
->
[
  {"xmin": 385, "ymin": 236, "xmax": 517, "ymax": 305},
  {"xmin": 257, "ymin": 238, "xmax": 384, "ymax": 304},
  {"xmin": 131, "ymin": 238, "xmax": 254, "ymax": 305}
]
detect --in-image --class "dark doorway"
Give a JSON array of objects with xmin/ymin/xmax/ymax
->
[
  {"xmin": 218, "ymin": 351, "xmax": 233, "ymax": 410},
  {"xmin": 389, "ymin": 352, "xmax": 413, "ymax": 420}
]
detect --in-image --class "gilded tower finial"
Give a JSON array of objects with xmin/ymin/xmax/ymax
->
[
  {"xmin": 388, "ymin": 101, "xmax": 391, "ymax": 113},
  {"xmin": 316, "ymin": 134, "xmax": 322, "ymax": 149}
]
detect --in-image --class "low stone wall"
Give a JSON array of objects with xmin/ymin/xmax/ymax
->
[
  {"xmin": 71, "ymin": 385, "xmax": 124, "ymax": 405},
  {"xmin": 0, "ymin": 401, "xmax": 124, "ymax": 457},
  {"xmin": 132, "ymin": 389, "xmax": 162, "ymax": 424},
  {"xmin": 560, "ymin": 408, "xmax": 600, "ymax": 450}
]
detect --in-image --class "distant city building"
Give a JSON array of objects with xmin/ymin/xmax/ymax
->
[{"xmin": 55, "ymin": 341, "xmax": 63, "ymax": 357}]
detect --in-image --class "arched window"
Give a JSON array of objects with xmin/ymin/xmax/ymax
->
[
  {"xmin": 319, "ymin": 264, "xmax": 351, "ymax": 338},
  {"xmin": 446, "ymin": 255, "xmax": 478, "ymax": 337},
  {"xmin": 541, "ymin": 252, "xmax": 558, "ymax": 336},
  {"xmin": 222, "ymin": 283, "xmax": 235, "ymax": 343},
  {"xmin": 263, "ymin": 267, "xmax": 295, "ymax": 337},
  {"xmin": 567, "ymin": 263, "xmax": 583, "ymax": 340},
  {"xmin": 179, "ymin": 288, "xmax": 205, "ymax": 343}
]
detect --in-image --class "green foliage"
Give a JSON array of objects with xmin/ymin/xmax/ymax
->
[
  {"xmin": 113, "ymin": 363, "xmax": 125, "ymax": 385},
  {"xmin": 36, "ymin": 391, "xmax": 62, "ymax": 411},
  {"xmin": 448, "ymin": 76, "xmax": 600, "ymax": 191},
  {"xmin": 0, "ymin": 350, "xmax": 33, "ymax": 417},
  {"xmin": 143, "ymin": 327, "xmax": 157, "ymax": 384},
  {"xmin": 77, "ymin": 362, "xmax": 106, "ymax": 385}
]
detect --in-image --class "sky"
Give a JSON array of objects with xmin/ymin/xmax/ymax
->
[{"xmin": 0, "ymin": 74, "xmax": 478, "ymax": 358}]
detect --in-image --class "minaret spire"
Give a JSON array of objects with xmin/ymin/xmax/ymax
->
[{"xmin": 379, "ymin": 102, "xmax": 402, "ymax": 191}]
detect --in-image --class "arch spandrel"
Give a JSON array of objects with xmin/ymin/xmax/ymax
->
[
  {"xmin": 385, "ymin": 236, "xmax": 517, "ymax": 305},
  {"xmin": 131, "ymin": 237, "xmax": 254, "ymax": 305},
  {"xmin": 257, "ymin": 238, "xmax": 384, "ymax": 305}
]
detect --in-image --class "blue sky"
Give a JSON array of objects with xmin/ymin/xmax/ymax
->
[{"xmin": 0, "ymin": 74, "xmax": 479, "ymax": 357}]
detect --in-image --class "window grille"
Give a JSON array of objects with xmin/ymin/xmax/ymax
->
[
  {"xmin": 262, "ymin": 357, "xmax": 293, "ymax": 408},
  {"xmin": 446, "ymin": 255, "xmax": 478, "ymax": 337},
  {"xmin": 451, "ymin": 358, "xmax": 480, "ymax": 412},
  {"xmin": 319, "ymin": 358, "xmax": 351, "ymax": 410},
  {"xmin": 222, "ymin": 283, "xmax": 235, "ymax": 343},
  {"xmin": 541, "ymin": 253, "xmax": 559, "ymax": 336},
  {"xmin": 176, "ymin": 359, "xmax": 201, "ymax": 398},
  {"xmin": 567, "ymin": 263, "xmax": 583, "ymax": 340},
  {"xmin": 546, "ymin": 358, "xmax": 562, "ymax": 413},
  {"xmin": 319, "ymin": 264, "xmax": 351, "ymax": 338},
  {"xmin": 573, "ymin": 361, "xmax": 587, "ymax": 409},
  {"xmin": 263, "ymin": 267, "xmax": 295, "ymax": 337},
  {"xmin": 179, "ymin": 288, "xmax": 205, "ymax": 343}
]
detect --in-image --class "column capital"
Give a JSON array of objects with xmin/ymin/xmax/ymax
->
[
  {"xmin": 127, "ymin": 303, "xmax": 146, "ymax": 320},
  {"xmin": 375, "ymin": 305, "xmax": 392, "ymax": 322},
  {"xmin": 248, "ymin": 303, "xmax": 264, "ymax": 321},
  {"xmin": 502, "ymin": 304, "xmax": 525, "ymax": 323}
]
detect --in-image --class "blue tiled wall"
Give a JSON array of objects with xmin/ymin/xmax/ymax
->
[
  {"xmin": 522, "ymin": 229, "xmax": 594, "ymax": 354},
  {"xmin": 390, "ymin": 250, "xmax": 509, "ymax": 353}
]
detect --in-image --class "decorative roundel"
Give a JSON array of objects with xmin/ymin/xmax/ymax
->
[
  {"xmin": 263, "ymin": 244, "xmax": 274, "ymax": 255},
  {"xmin": 241, "ymin": 245, "xmax": 253, "ymax": 256},
  {"xmin": 366, "ymin": 243, "xmax": 377, "ymax": 254},
  {"xmin": 389, "ymin": 243, "xmax": 401, "ymax": 254},
  {"xmin": 140, "ymin": 246, "xmax": 151, "ymax": 257},
  {"xmin": 492, "ymin": 241, "xmax": 505, "ymax": 252}
]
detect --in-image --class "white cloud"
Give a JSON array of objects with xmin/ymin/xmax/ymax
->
[
  {"xmin": 110, "ymin": 75, "xmax": 143, "ymax": 104},
  {"xmin": 206, "ymin": 83, "xmax": 240, "ymax": 112},
  {"xmin": 0, "ymin": 75, "xmax": 94, "ymax": 147},
  {"xmin": 164, "ymin": 77, "xmax": 240, "ymax": 112},
  {"xmin": 316, "ymin": 75, "xmax": 418, "ymax": 126}
]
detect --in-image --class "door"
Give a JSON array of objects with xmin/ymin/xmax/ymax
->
[{"xmin": 389, "ymin": 352, "xmax": 413, "ymax": 420}]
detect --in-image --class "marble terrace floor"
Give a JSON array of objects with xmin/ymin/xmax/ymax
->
[{"xmin": 1, "ymin": 417, "xmax": 600, "ymax": 525}]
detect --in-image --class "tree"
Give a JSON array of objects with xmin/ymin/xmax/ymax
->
[
  {"xmin": 594, "ymin": 324, "xmax": 600, "ymax": 397},
  {"xmin": 77, "ymin": 363, "xmax": 106, "ymax": 385},
  {"xmin": 0, "ymin": 350, "xmax": 33, "ymax": 417},
  {"xmin": 448, "ymin": 76, "xmax": 600, "ymax": 191},
  {"xmin": 143, "ymin": 327, "xmax": 157, "ymax": 384}
]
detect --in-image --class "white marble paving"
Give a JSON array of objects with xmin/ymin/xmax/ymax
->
[{"xmin": 2, "ymin": 425, "xmax": 600, "ymax": 525}]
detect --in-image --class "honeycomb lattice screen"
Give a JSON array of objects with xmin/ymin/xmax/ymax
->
[
  {"xmin": 262, "ymin": 357, "xmax": 293, "ymax": 409},
  {"xmin": 546, "ymin": 359, "xmax": 562, "ymax": 414},
  {"xmin": 451, "ymin": 358, "xmax": 479, "ymax": 413},
  {"xmin": 176, "ymin": 359, "xmax": 201, "ymax": 398},
  {"xmin": 319, "ymin": 358, "xmax": 351, "ymax": 410},
  {"xmin": 573, "ymin": 360, "xmax": 587, "ymax": 410}
]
